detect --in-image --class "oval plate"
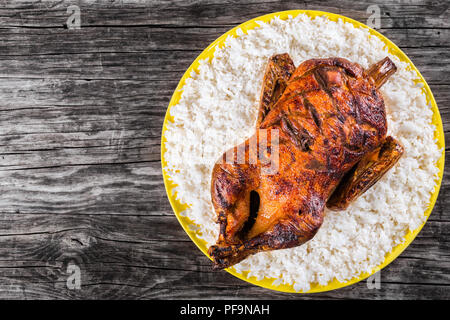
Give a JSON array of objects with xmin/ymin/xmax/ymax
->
[{"xmin": 161, "ymin": 10, "xmax": 445, "ymax": 293}]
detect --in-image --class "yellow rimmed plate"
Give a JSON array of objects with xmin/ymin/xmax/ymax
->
[{"xmin": 161, "ymin": 10, "xmax": 445, "ymax": 293}]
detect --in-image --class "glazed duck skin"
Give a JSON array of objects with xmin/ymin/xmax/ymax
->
[{"xmin": 208, "ymin": 55, "xmax": 404, "ymax": 270}]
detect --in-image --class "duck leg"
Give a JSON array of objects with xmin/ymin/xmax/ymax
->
[
  {"xmin": 209, "ymin": 209, "xmax": 323, "ymax": 270},
  {"xmin": 326, "ymin": 136, "xmax": 404, "ymax": 210}
]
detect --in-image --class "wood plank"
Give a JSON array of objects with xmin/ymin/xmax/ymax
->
[
  {"xmin": 0, "ymin": 48, "xmax": 448, "ymax": 85},
  {"xmin": 0, "ymin": 25, "xmax": 448, "ymax": 56},
  {"xmin": 0, "ymin": 162, "xmax": 172, "ymax": 216},
  {"xmin": 0, "ymin": 0, "xmax": 448, "ymax": 29}
]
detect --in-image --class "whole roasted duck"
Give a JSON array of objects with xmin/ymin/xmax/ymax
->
[{"xmin": 208, "ymin": 54, "xmax": 404, "ymax": 270}]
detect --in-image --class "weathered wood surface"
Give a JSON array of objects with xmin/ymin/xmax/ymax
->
[{"xmin": 0, "ymin": 0, "xmax": 448, "ymax": 300}]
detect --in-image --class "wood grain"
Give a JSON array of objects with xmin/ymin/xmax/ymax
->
[{"xmin": 0, "ymin": 0, "xmax": 448, "ymax": 300}]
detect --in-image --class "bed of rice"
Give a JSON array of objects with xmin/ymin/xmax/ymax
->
[{"xmin": 162, "ymin": 14, "xmax": 441, "ymax": 292}]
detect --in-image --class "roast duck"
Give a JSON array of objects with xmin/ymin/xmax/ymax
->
[{"xmin": 208, "ymin": 54, "xmax": 404, "ymax": 270}]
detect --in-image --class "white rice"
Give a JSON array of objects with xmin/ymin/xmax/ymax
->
[{"xmin": 162, "ymin": 14, "xmax": 441, "ymax": 292}]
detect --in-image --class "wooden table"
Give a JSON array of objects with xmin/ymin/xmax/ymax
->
[{"xmin": 0, "ymin": 0, "xmax": 448, "ymax": 300}]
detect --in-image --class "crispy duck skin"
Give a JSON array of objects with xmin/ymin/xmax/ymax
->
[{"xmin": 208, "ymin": 54, "xmax": 404, "ymax": 270}]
